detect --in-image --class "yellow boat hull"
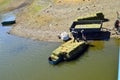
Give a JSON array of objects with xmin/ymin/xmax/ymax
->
[{"xmin": 48, "ymin": 40, "xmax": 88, "ymax": 64}]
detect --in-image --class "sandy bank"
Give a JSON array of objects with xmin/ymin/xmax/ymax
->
[{"xmin": 9, "ymin": 0, "xmax": 120, "ymax": 42}]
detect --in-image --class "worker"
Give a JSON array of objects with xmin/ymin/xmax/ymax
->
[
  {"xmin": 114, "ymin": 11, "xmax": 120, "ymax": 34},
  {"xmin": 81, "ymin": 30, "xmax": 87, "ymax": 42},
  {"xmin": 71, "ymin": 28, "xmax": 79, "ymax": 42}
]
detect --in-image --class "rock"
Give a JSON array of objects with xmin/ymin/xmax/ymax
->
[{"xmin": 77, "ymin": 8, "xmax": 80, "ymax": 10}]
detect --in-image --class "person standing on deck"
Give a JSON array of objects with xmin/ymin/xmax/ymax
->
[
  {"xmin": 71, "ymin": 28, "xmax": 79, "ymax": 42},
  {"xmin": 81, "ymin": 30, "xmax": 87, "ymax": 42}
]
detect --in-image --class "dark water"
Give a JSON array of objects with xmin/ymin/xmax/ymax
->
[{"xmin": 0, "ymin": 13, "xmax": 119, "ymax": 80}]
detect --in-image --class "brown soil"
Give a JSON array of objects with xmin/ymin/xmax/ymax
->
[{"xmin": 7, "ymin": 0, "xmax": 120, "ymax": 42}]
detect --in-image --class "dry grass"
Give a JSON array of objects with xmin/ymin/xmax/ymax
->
[{"xmin": 0, "ymin": 0, "xmax": 3, "ymax": 3}]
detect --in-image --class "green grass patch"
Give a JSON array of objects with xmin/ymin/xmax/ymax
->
[
  {"xmin": 0, "ymin": 0, "xmax": 12, "ymax": 12},
  {"xmin": 31, "ymin": 5, "xmax": 42, "ymax": 14},
  {"xmin": 0, "ymin": 0, "xmax": 11, "ymax": 8},
  {"xmin": 28, "ymin": 1, "xmax": 43, "ymax": 14}
]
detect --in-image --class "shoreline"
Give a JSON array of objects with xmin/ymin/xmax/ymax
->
[{"xmin": 2, "ymin": 0, "xmax": 120, "ymax": 42}]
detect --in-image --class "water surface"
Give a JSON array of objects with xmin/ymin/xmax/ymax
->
[{"xmin": 0, "ymin": 14, "xmax": 119, "ymax": 80}]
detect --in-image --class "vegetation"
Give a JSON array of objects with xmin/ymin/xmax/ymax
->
[
  {"xmin": 28, "ymin": 1, "xmax": 43, "ymax": 14},
  {"xmin": 0, "ymin": 0, "xmax": 12, "ymax": 12}
]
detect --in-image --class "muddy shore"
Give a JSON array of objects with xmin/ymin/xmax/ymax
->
[{"xmin": 1, "ymin": 0, "xmax": 120, "ymax": 42}]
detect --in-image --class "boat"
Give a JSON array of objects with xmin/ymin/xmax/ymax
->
[
  {"xmin": 1, "ymin": 15, "xmax": 16, "ymax": 26},
  {"xmin": 48, "ymin": 54, "xmax": 64, "ymax": 65},
  {"xmin": 70, "ymin": 20, "xmax": 110, "ymax": 40},
  {"xmin": 70, "ymin": 20, "xmax": 103, "ymax": 32},
  {"xmin": 1, "ymin": 20, "xmax": 16, "ymax": 26},
  {"xmin": 48, "ymin": 40, "xmax": 88, "ymax": 65}
]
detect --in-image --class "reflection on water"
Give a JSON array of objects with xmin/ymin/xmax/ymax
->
[
  {"xmin": 89, "ymin": 41, "xmax": 105, "ymax": 51},
  {"xmin": 0, "ymin": 12, "xmax": 15, "ymax": 22},
  {"xmin": 0, "ymin": 13, "xmax": 119, "ymax": 80}
]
